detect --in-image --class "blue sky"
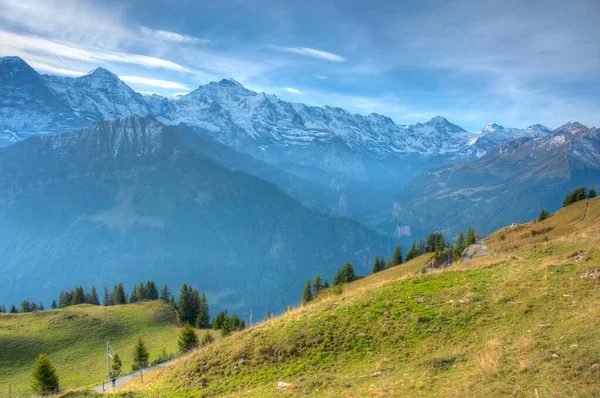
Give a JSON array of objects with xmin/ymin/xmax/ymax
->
[{"xmin": 0, "ymin": 0, "xmax": 598, "ymax": 131}]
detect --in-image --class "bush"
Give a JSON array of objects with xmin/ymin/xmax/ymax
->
[
  {"xmin": 201, "ymin": 331, "xmax": 214, "ymax": 346},
  {"xmin": 499, "ymin": 233, "xmax": 506, "ymax": 241},
  {"xmin": 537, "ymin": 209, "xmax": 550, "ymax": 222}
]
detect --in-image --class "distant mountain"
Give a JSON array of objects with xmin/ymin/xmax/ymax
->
[
  {"xmin": 390, "ymin": 122, "xmax": 600, "ymax": 237},
  {"xmin": 464, "ymin": 123, "xmax": 553, "ymax": 157},
  {"xmin": 0, "ymin": 115, "xmax": 395, "ymax": 315}
]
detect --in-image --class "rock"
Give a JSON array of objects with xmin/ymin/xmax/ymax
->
[
  {"xmin": 371, "ymin": 371, "xmax": 383, "ymax": 377},
  {"xmin": 277, "ymin": 381, "xmax": 298, "ymax": 390}
]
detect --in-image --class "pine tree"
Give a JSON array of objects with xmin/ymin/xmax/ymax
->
[
  {"xmin": 0, "ymin": 304, "xmax": 5, "ymax": 313},
  {"xmin": 589, "ymin": 186, "xmax": 596, "ymax": 199},
  {"xmin": 111, "ymin": 353, "xmax": 122, "ymax": 377},
  {"xmin": 145, "ymin": 281, "xmax": 159, "ymax": 300},
  {"xmin": 39, "ymin": 302, "xmax": 44, "ymax": 311},
  {"xmin": 221, "ymin": 317, "xmax": 232, "ymax": 337},
  {"xmin": 195, "ymin": 292, "xmax": 210, "ymax": 329},
  {"xmin": 537, "ymin": 209, "xmax": 551, "ymax": 222},
  {"xmin": 313, "ymin": 274, "xmax": 323, "ymax": 294},
  {"xmin": 333, "ymin": 268, "xmax": 343, "ymax": 286},
  {"xmin": 405, "ymin": 241, "xmax": 417, "ymax": 261},
  {"xmin": 178, "ymin": 322, "xmax": 199, "ymax": 353},
  {"xmin": 71, "ymin": 286, "xmax": 85, "ymax": 306},
  {"xmin": 88, "ymin": 286, "xmax": 100, "ymax": 305},
  {"xmin": 264, "ymin": 310, "xmax": 272, "ymax": 321},
  {"xmin": 10, "ymin": 304, "xmax": 18, "ymax": 313},
  {"xmin": 341, "ymin": 262, "xmax": 356, "ymax": 283},
  {"xmin": 192, "ymin": 288, "xmax": 201, "ymax": 324},
  {"xmin": 455, "ymin": 231, "xmax": 465, "ymax": 253},
  {"xmin": 201, "ymin": 331, "xmax": 214, "ymax": 346},
  {"xmin": 302, "ymin": 280, "xmax": 312, "ymax": 304},
  {"xmin": 51, "ymin": 300, "xmax": 57, "ymax": 310},
  {"xmin": 391, "ymin": 245, "xmax": 403, "ymax": 266},
  {"xmin": 102, "ymin": 287, "xmax": 113, "ymax": 306},
  {"xmin": 323, "ymin": 279, "xmax": 330, "ymax": 288},
  {"xmin": 417, "ymin": 238, "xmax": 425, "ymax": 255},
  {"xmin": 31, "ymin": 354, "xmax": 60, "ymax": 394},
  {"xmin": 113, "ymin": 283, "xmax": 127, "ymax": 305},
  {"xmin": 130, "ymin": 285, "xmax": 140, "ymax": 303},
  {"xmin": 466, "ymin": 227, "xmax": 475, "ymax": 246},
  {"xmin": 132, "ymin": 336, "xmax": 149, "ymax": 370},
  {"xmin": 21, "ymin": 300, "xmax": 32, "ymax": 313},
  {"xmin": 160, "ymin": 284, "xmax": 171, "ymax": 303},
  {"xmin": 372, "ymin": 255, "xmax": 382, "ymax": 274}
]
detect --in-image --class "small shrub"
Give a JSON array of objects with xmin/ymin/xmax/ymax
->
[
  {"xmin": 499, "ymin": 233, "xmax": 506, "ymax": 241},
  {"xmin": 333, "ymin": 285, "xmax": 343, "ymax": 295}
]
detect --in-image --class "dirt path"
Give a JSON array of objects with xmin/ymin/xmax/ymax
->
[
  {"xmin": 462, "ymin": 241, "xmax": 481, "ymax": 262},
  {"xmin": 92, "ymin": 360, "xmax": 175, "ymax": 393}
]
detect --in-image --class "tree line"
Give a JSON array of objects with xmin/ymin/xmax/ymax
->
[{"xmin": 562, "ymin": 186, "xmax": 596, "ymax": 207}]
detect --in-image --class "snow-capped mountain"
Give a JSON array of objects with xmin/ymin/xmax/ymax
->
[
  {"xmin": 0, "ymin": 56, "xmax": 558, "ymax": 185},
  {"xmin": 464, "ymin": 122, "xmax": 553, "ymax": 157}
]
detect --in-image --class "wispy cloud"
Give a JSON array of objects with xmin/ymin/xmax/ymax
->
[
  {"xmin": 120, "ymin": 76, "xmax": 189, "ymax": 90},
  {"xmin": 315, "ymin": 75, "xmax": 328, "ymax": 80},
  {"xmin": 139, "ymin": 26, "xmax": 212, "ymax": 46},
  {"xmin": 27, "ymin": 60, "xmax": 85, "ymax": 76},
  {"xmin": 283, "ymin": 87, "xmax": 302, "ymax": 94},
  {"xmin": 270, "ymin": 46, "xmax": 346, "ymax": 62}
]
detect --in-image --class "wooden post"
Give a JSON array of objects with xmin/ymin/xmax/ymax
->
[
  {"xmin": 8, "ymin": 383, "xmax": 11, "ymax": 398},
  {"xmin": 140, "ymin": 366, "xmax": 144, "ymax": 383},
  {"xmin": 102, "ymin": 380, "xmax": 105, "ymax": 392}
]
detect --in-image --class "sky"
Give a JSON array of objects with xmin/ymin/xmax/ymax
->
[{"xmin": 0, "ymin": 0, "xmax": 599, "ymax": 131}]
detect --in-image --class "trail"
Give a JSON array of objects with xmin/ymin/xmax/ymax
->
[
  {"xmin": 580, "ymin": 199, "xmax": 590, "ymax": 222},
  {"xmin": 92, "ymin": 360, "xmax": 175, "ymax": 393},
  {"xmin": 462, "ymin": 239, "xmax": 485, "ymax": 263}
]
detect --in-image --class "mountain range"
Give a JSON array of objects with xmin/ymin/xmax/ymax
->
[
  {"xmin": 390, "ymin": 122, "xmax": 600, "ymax": 237},
  {"xmin": 0, "ymin": 114, "xmax": 395, "ymax": 315}
]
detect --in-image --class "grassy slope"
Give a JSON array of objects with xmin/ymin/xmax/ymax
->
[
  {"xmin": 124, "ymin": 197, "xmax": 600, "ymax": 397},
  {"xmin": 0, "ymin": 301, "xmax": 210, "ymax": 396}
]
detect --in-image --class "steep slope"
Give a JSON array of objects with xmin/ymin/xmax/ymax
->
[
  {"xmin": 0, "ymin": 115, "xmax": 395, "ymax": 317},
  {"xmin": 390, "ymin": 122, "xmax": 600, "ymax": 237},
  {"xmin": 120, "ymin": 198, "xmax": 600, "ymax": 397},
  {"xmin": 0, "ymin": 301, "xmax": 186, "ymax": 395}
]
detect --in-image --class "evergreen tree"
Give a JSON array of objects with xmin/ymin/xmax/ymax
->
[
  {"xmin": 405, "ymin": 241, "xmax": 417, "ymax": 261},
  {"xmin": 302, "ymin": 280, "xmax": 312, "ymax": 304},
  {"xmin": 102, "ymin": 287, "xmax": 113, "ymax": 306},
  {"xmin": 160, "ymin": 284, "xmax": 171, "ymax": 303},
  {"xmin": 537, "ymin": 209, "xmax": 551, "ymax": 222},
  {"xmin": 313, "ymin": 274, "xmax": 323, "ymax": 294},
  {"xmin": 178, "ymin": 322, "xmax": 199, "ymax": 353},
  {"xmin": 130, "ymin": 285, "xmax": 140, "ymax": 303},
  {"xmin": 195, "ymin": 292, "xmax": 210, "ymax": 329},
  {"xmin": 589, "ymin": 186, "xmax": 596, "ymax": 199},
  {"xmin": 341, "ymin": 262, "xmax": 356, "ymax": 283},
  {"xmin": 391, "ymin": 245, "xmax": 403, "ymax": 266},
  {"xmin": 221, "ymin": 317, "xmax": 232, "ymax": 337},
  {"xmin": 21, "ymin": 299, "xmax": 32, "ymax": 313},
  {"xmin": 88, "ymin": 286, "xmax": 100, "ymax": 305},
  {"xmin": 455, "ymin": 231, "xmax": 465, "ymax": 253},
  {"xmin": 332, "ymin": 268, "xmax": 343, "ymax": 286},
  {"xmin": 138, "ymin": 282, "xmax": 147, "ymax": 300},
  {"xmin": 323, "ymin": 279, "xmax": 330, "ymax": 288},
  {"xmin": 417, "ymin": 238, "xmax": 425, "ymax": 255},
  {"xmin": 51, "ymin": 300, "xmax": 57, "ymax": 310},
  {"xmin": 31, "ymin": 354, "xmax": 60, "ymax": 394},
  {"xmin": 145, "ymin": 281, "xmax": 159, "ymax": 300},
  {"xmin": 192, "ymin": 288, "xmax": 201, "ymax": 324},
  {"xmin": 466, "ymin": 227, "xmax": 476, "ymax": 246},
  {"xmin": 39, "ymin": 302, "xmax": 44, "ymax": 311},
  {"xmin": 132, "ymin": 336, "xmax": 149, "ymax": 370},
  {"xmin": 71, "ymin": 286, "xmax": 85, "ymax": 306},
  {"xmin": 264, "ymin": 310, "xmax": 272, "ymax": 321},
  {"xmin": 0, "ymin": 304, "xmax": 5, "ymax": 313},
  {"xmin": 111, "ymin": 353, "xmax": 122, "ymax": 377},
  {"xmin": 372, "ymin": 255, "xmax": 382, "ymax": 274},
  {"xmin": 10, "ymin": 304, "xmax": 18, "ymax": 313},
  {"xmin": 563, "ymin": 187, "xmax": 587, "ymax": 207},
  {"xmin": 201, "ymin": 331, "xmax": 214, "ymax": 346},
  {"xmin": 113, "ymin": 283, "xmax": 127, "ymax": 305}
]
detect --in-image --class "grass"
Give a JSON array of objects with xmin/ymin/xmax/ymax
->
[
  {"xmin": 114, "ymin": 197, "xmax": 600, "ymax": 397},
  {"xmin": 0, "ymin": 300, "xmax": 219, "ymax": 397}
]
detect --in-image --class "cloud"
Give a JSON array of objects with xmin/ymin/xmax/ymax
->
[
  {"xmin": 315, "ymin": 75, "xmax": 328, "ymax": 80},
  {"xmin": 120, "ymin": 76, "xmax": 189, "ymax": 90},
  {"xmin": 27, "ymin": 60, "xmax": 85, "ymax": 76},
  {"xmin": 283, "ymin": 87, "xmax": 302, "ymax": 94},
  {"xmin": 139, "ymin": 26, "xmax": 212, "ymax": 46},
  {"xmin": 270, "ymin": 46, "xmax": 346, "ymax": 62}
]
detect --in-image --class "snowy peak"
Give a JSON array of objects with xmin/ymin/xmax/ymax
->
[
  {"xmin": 424, "ymin": 116, "xmax": 467, "ymax": 134},
  {"xmin": 553, "ymin": 121, "xmax": 591, "ymax": 136},
  {"xmin": 482, "ymin": 123, "xmax": 504, "ymax": 132}
]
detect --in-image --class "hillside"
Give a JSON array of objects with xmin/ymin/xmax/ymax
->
[
  {"xmin": 0, "ymin": 115, "xmax": 395, "ymax": 317},
  {"xmin": 117, "ymin": 197, "xmax": 600, "ymax": 396},
  {"xmin": 0, "ymin": 301, "xmax": 185, "ymax": 396}
]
